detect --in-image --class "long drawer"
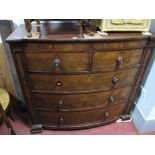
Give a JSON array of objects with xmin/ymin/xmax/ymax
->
[
  {"xmin": 30, "ymin": 68, "xmax": 138, "ymax": 92},
  {"xmin": 38, "ymin": 103, "xmax": 126, "ymax": 126},
  {"xmin": 34, "ymin": 87, "xmax": 131, "ymax": 110}
]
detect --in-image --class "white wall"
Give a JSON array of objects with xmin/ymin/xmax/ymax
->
[
  {"xmin": 0, "ymin": 34, "xmax": 2, "ymax": 43},
  {"xmin": 132, "ymin": 19, "xmax": 155, "ymax": 132},
  {"xmin": 13, "ymin": 19, "xmax": 24, "ymax": 28},
  {"xmin": 149, "ymin": 105, "xmax": 155, "ymax": 119},
  {"xmin": 137, "ymin": 60, "xmax": 155, "ymax": 118}
]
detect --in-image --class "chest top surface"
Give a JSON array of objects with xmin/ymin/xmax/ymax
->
[{"xmin": 6, "ymin": 22, "xmax": 155, "ymax": 43}]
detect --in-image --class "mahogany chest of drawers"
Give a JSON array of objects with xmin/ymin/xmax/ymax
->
[{"xmin": 6, "ymin": 23, "xmax": 155, "ymax": 133}]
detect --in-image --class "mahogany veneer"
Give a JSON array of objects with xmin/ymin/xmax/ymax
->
[{"xmin": 6, "ymin": 22, "xmax": 155, "ymax": 133}]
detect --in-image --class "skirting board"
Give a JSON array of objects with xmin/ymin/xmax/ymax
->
[{"xmin": 132, "ymin": 104, "xmax": 155, "ymax": 133}]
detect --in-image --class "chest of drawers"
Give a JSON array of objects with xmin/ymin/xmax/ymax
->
[{"xmin": 6, "ymin": 23, "xmax": 155, "ymax": 133}]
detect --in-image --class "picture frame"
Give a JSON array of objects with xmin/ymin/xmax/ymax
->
[{"xmin": 92, "ymin": 19, "xmax": 151, "ymax": 32}]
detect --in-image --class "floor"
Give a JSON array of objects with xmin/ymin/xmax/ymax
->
[{"xmin": 1, "ymin": 109, "xmax": 155, "ymax": 135}]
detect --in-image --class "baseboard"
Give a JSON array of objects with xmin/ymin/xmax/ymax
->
[{"xmin": 132, "ymin": 104, "xmax": 155, "ymax": 133}]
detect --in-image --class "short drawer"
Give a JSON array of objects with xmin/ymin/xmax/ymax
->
[
  {"xmin": 34, "ymin": 87, "xmax": 131, "ymax": 110},
  {"xmin": 30, "ymin": 68, "xmax": 138, "ymax": 92},
  {"xmin": 26, "ymin": 52, "xmax": 88, "ymax": 72},
  {"xmin": 25, "ymin": 42, "xmax": 90, "ymax": 52},
  {"xmin": 93, "ymin": 49, "xmax": 143, "ymax": 71},
  {"xmin": 38, "ymin": 103, "xmax": 126, "ymax": 125},
  {"xmin": 92, "ymin": 40, "xmax": 147, "ymax": 51}
]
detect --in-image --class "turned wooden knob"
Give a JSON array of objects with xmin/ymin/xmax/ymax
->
[
  {"xmin": 57, "ymin": 100, "xmax": 64, "ymax": 109},
  {"xmin": 108, "ymin": 96, "xmax": 114, "ymax": 103},
  {"xmin": 112, "ymin": 77, "xmax": 119, "ymax": 86},
  {"xmin": 58, "ymin": 117, "xmax": 64, "ymax": 125},
  {"xmin": 53, "ymin": 59, "xmax": 61, "ymax": 67},
  {"xmin": 104, "ymin": 112, "xmax": 110, "ymax": 118},
  {"xmin": 117, "ymin": 56, "xmax": 124, "ymax": 65},
  {"xmin": 56, "ymin": 81, "xmax": 63, "ymax": 87}
]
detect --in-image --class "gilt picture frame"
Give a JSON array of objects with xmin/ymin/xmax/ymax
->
[{"xmin": 93, "ymin": 19, "xmax": 151, "ymax": 32}]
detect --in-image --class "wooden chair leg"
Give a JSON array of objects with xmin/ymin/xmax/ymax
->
[
  {"xmin": 36, "ymin": 20, "xmax": 41, "ymax": 32},
  {"xmin": 24, "ymin": 19, "xmax": 32, "ymax": 37},
  {"xmin": 0, "ymin": 103, "xmax": 16, "ymax": 135},
  {"xmin": 7, "ymin": 103, "xmax": 15, "ymax": 122}
]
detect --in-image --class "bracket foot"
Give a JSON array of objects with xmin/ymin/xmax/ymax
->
[
  {"xmin": 31, "ymin": 124, "xmax": 43, "ymax": 133},
  {"xmin": 120, "ymin": 114, "xmax": 131, "ymax": 121}
]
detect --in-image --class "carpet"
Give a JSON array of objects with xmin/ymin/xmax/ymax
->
[{"xmin": 1, "ymin": 110, "xmax": 155, "ymax": 135}]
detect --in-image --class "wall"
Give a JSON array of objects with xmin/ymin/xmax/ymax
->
[
  {"xmin": 0, "ymin": 44, "xmax": 5, "ymax": 88},
  {"xmin": 0, "ymin": 20, "xmax": 25, "ymax": 108},
  {"xmin": 13, "ymin": 19, "xmax": 24, "ymax": 28},
  {"xmin": 0, "ymin": 19, "xmax": 24, "ymax": 41},
  {"xmin": 132, "ymin": 19, "xmax": 155, "ymax": 133},
  {"xmin": 0, "ymin": 35, "xmax": 2, "ymax": 43}
]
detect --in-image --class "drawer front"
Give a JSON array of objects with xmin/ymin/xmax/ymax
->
[
  {"xmin": 26, "ymin": 52, "xmax": 88, "ymax": 72},
  {"xmin": 10, "ymin": 43, "xmax": 23, "ymax": 52},
  {"xmin": 25, "ymin": 43, "xmax": 90, "ymax": 52},
  {"xmin": 93, "ymin": 49, "xmax": 143, "ymax": 71},
  {"xmin": 92, "ymin": 40, "xmax": 146, "ymax": 51},
  {"xmin": 38, "ymin": 103, "xmax": 126, "ymax": 125},
  {"xmin": 30, "ymin": 68, "xmax": 138, "ymax": 92},
  {"xmin": 34, "ymin": 87, "xmax": 131, "ymax": 110}
]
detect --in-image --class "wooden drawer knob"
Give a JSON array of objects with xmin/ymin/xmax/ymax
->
[
  {"xmin": 117, "ymin": 56, "xmax": 124, "ymax": 65},
  {"xmin": 58, "ymin": 117, "xmax": 64, "ymax": 125},
  {"xmin": 53, "ymin": 59, "xmax": 61, "ymax": 67},
  {"xmin": 112, "ymin": 77, "xmax": 119, "ymax": 86},
  {"xmin": 104, "ymin": 112, "xmax": 110, "ymax": 118},
  {"xmin": 108, "ymin": 96, "xmax": 115, "ymax": 103},
  {"xmin": 56, "ymin": 81, "xmax": 63, "ymax": 87},
  {"xmin": 57, "ymin": 100, "xmax": 64, "ymax": 109}
]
